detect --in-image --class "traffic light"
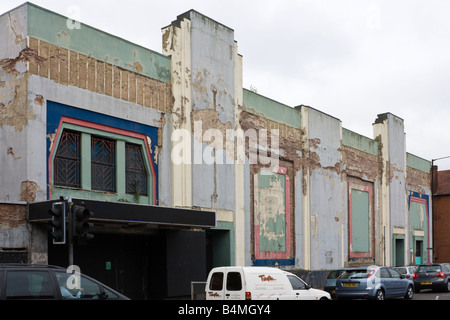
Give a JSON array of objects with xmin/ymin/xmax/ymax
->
[
  {"xmin": 72, "ymin": 204, "xmax": 94, "ymax": 243},
  {"xmin": 48, "ymin": 202, "xmax": 66, "ymax": 244}
]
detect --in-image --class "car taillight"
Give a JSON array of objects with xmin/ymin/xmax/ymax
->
[
  {"xmin": 413, "ymin": 273, "xmax": 419, "ymax": 278},
  {"xmin": 436, "ymin": 272, "xmax": 445, "ymax": 278},
  {"xmin": 245, "ymin": 292, "xmax": 252, "ymax": 300},
  {"xmin": 366, "ymin": 270, "xmax": 375, "ymax": 278}
]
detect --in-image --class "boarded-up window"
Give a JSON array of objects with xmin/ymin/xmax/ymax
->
[
  {"xmin": 253, "ymin": 167, "xmax": 291, "ymax": 263},
  {"xmin": 351, "ymin": 189, "xmax": 370, "ymax": 252},
  {"xmin": 348, "ymin": 180, "xmax": 373, "ymax": 259}
]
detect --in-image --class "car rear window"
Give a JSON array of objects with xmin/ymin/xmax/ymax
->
[
  {"xmin": 395, "ymin": 268, "xmax": 407, "ymax": 274},
  {"xmin": 418, "ymin": 265, "xmax": 441, "ymax": 273},
  {"xmin": 340, "ymin": 269, "xmax": 371, "ymax": 279},
  {"xmin": 327, "ymin": 270, "xmax": 345, "ymax": 279}
]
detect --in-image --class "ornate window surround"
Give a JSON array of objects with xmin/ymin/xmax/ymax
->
[{"xmin": 48, "ymin": 116, "xmax": 156, "ymax": 205}]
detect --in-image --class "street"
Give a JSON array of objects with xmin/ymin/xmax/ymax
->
[{"xmin": 414, "ymin": 289, "xmax": 450, "ymax": 300}]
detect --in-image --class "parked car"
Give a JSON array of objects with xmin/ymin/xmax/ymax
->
[
  {"xmin": 394, "ymin": 266, "xmax": 418, "ymax": 279},
  {"xmin": 324, "ymin": 268, "xmax": 351, "ymax": 298},
  {"xmin": 335, "ymin": 266, "xmax": 414, "ymax": 300},
  {"xmin": 0, "ymin": 264, "xmax": 129, "ymax": 300},
  {"xmin": 205, "ymin": 266, "xmax": 331, "ymax": 300},
  {"xmin": 413, "ymin": 263, "xmax": 450, "ymax": 293}
]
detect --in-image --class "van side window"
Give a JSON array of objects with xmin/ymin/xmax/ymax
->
[
  {"xmin": 287, "ymin": 275, "xmax": 307, "ymax": 290},
  {"xmin": 226, "ymin": 272, "xmax": 242, "ymax": 291},
  {"xmin": 209, "ymin": 272, "xmax": 224, "ymax": 290}
]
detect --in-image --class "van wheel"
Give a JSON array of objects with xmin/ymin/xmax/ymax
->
[
  {"xmin": 404, "ymin": 286, "xmax": 414, "ymax": 300},
  {"xmin": 319, "ymin": 297, "xmax": 329, "ymax": 300},
  {"xmin": 375, "ymin": 289, "xmax": 384, "ymax": 300}
]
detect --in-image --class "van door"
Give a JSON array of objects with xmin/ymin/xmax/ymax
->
[
  {"xmin": 287, "ymin": 274, "xmax": 315, "ymax": 300},
  {"xmin": 206, "ymin": 270, "xmax": 225, "ymax": 300},
  {"xmin": 224, "ymin": 271, "xmax": 245, "ymax": 300},
  {"xmin": 206, "ymin": 268, "xmax": 245, "ymax": 300}
]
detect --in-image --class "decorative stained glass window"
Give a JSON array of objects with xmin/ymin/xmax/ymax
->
[
  {"xmin": 125, "ymin": 143, "xmax": 148, "ymax": 196},
  {"xmin": 91, "ymin": 136, "xmax": 116, "ymax": 192},
  {"xmin": 54, "ymin": 130, "xmax": 81, "ymax": 188}
]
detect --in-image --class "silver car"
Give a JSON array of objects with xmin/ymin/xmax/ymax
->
[
  {"xmin": 394, "ymin": 266, "xmax": 418, "ymax": 280},
  {"xmin": 335, "ymin": 266, "xmax": 414, "ymax": 300}
]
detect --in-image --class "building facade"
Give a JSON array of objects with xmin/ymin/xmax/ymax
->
[{"xmin": 0, "ymin": 3, "xmax": 433, "ymax": 298}]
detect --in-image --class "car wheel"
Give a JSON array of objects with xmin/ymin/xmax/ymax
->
[
  {"xmin": 375, "ymin": 289, "xmax": 384, "ymax": 300},
  {"xmin": 404, "ymin": 286, "xmax": 414, "ymax": 300},
  {"xmin": 446, "ymin": 281, "xmax": 450, "ymax": 293}
]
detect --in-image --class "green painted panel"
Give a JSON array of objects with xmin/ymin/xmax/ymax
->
[
  {"xmin": 255, "ymin": 172, "xmax": 286, "ymax": 253},
  {"xmin": 407, "ymin": 153, "xmax": 431, "ymax": 173},
  {"xmin": 243, "ymin": 89, "xmax": 301, "ymax": 129},
  {"xmin": 342, "ymin": 128, "xmax": 379, "ymax": 156},
  {"xmin": 27, "ymin": 3, "xmax": 170, "ymax": 83},
  {"xmin": 351, "ymin": 189, "xmax": 369, "ymax": 252},
  {"xmin": 410, "ymin": 201, "xmax": 426, "ymax": 230}
]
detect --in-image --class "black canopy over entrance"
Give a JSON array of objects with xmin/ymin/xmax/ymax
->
[
  {"xmin": 28, "ymin": 198, "xmax": 216, "ymax": 229},
  {"xmin": 28, "ymin": 199, "xmax": 216, "ymax": 299}
]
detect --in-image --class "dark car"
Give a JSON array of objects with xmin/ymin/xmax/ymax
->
[
  {"xmin": 324, "ymin": 268, "xmax": 350, "ymax": 298},
  {"xmin": 0, "ymin": 264, "xmax": 129, "ymax": 300},
  {"xmin": 413, "ymin": 263, "xmax": 450, "ymax": 293},
  {"xmin": 335, "ymin": 266, "xmax": 414, "ymax": 300}
]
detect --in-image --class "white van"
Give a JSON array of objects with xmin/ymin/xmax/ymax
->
[{"xmin": 205, "ymin": 266, "xmax": 331, "ymax": 300}]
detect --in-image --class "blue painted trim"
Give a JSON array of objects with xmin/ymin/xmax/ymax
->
[{"xmin": 251, "ymin": 258, "xmax": 295, "ymax": 266}]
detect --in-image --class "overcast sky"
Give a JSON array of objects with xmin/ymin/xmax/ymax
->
[{"xmin": 3, "ymin": 0, "xmax": 450, "ymax": 169}]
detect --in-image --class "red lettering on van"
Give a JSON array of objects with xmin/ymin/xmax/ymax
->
[
  {"xmin": 208, "ymin": 292, "xmax": 220, "ymax": 297},
  {"xmin": 258, "ymin": 275, "xmax": 276, "ymax": 282}
]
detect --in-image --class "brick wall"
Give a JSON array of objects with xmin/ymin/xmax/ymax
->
[{"xmin": 27, "ymin": 37, "xmax": 171, "ymax": 113}]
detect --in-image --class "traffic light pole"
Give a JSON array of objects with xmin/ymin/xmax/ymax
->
[
  {"xmin": 68, "ymin": 200, "xmax": 74, "ymax": 266},
  {"xmin": 48, "ymin": 199, "xmax": 93, "ymax": 266}
]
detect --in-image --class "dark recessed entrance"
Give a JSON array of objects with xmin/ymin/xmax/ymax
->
[{"xmin": 30, "ymin": 199, "xmax": 216, "ymax": 299}]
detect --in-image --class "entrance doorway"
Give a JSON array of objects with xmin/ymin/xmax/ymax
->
[
  {"xmin": 206, "ymin": 229, "xmax": 231, "ymax": 272},
  {"xmin": 49, "ymin": 229, "xmax": 208, "ymax": 299},
  {"xmin": 415, "ymin": 240, "xmax": 423, "ymax": 264},
  {"xmin": 395, "ymin": 238, "xmax": 405, "ymax": 267}
]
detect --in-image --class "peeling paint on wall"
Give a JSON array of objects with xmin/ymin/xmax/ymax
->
[
  {"xmin": 20, "ymin": 180, "xmax": 40, "ymax": 202},
  {"xmin": 0, "ymin": 48, "xmax": 44, "ymax": 131},
  {"xmin": 253, "ymin": 168, "xmax": 292, "ymax": 263}
]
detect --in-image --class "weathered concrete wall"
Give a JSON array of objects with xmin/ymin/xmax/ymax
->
[
  {"xmin": 304, "ymin": 107, "xmax": 344, "ymax": 270},
  {"xmin": 162, "ymin": 10, "xmax": 241, "ymax": 264}
]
